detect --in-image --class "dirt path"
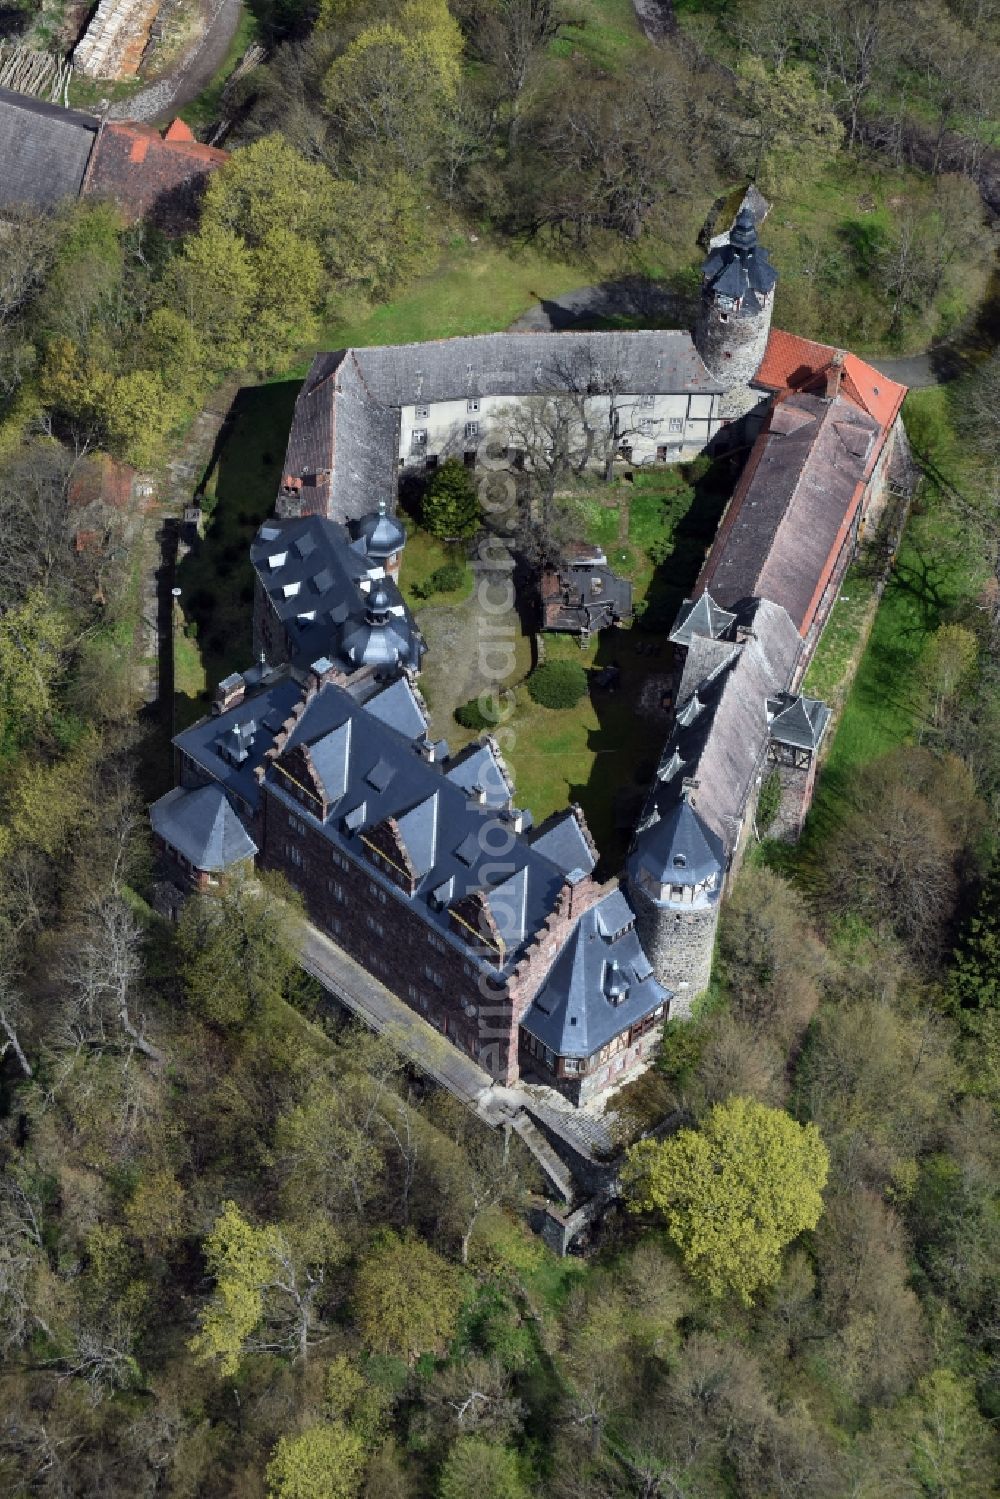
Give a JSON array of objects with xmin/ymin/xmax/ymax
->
[{"xmin": 109, "ymin": 0, "xmax": 243, "ymax": 123}]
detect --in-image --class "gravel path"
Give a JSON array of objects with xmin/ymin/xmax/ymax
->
[
  {"xmin": 109, "ymin": 0, "xmax": 243, "ymax": 123},
  {"xmin": 511, "ymin": 284, "xmax": 948, "ymax": 388}
]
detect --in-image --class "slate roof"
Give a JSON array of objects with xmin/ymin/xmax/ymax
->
[
  {"xmin": 282, "ymin": 332, "xmax": 723, "ymax": 522},
  {"xmin": 697, "ymin": 393, "xmax": 879, "ymax": 637},
  {"xmin": 521, "ymin": 889, "xmax": 669, "ymax": 1059},
  {"xmin": 767, "ymin": 691, "xmax": 831, "ymax": 751},
  {"xmin": 629, "ymin": 798, "xmax": 724, "ymax": 890},
  {"xmin": 174, "ymin": 673, "xmax": 305, "ymax": 813},
  {"xmin": 362, "ymin": 675, "xmax": 429, "ymax": 741},
  {"xmin": 0, "ymin": 87, "xmax": 98, "ymax": 212},
  {"xmin": 445, "ymin": 740, "xmax": 515, "ymax": 810},
  {"xmin": 251, "ymin": 513, "xmax": 423, "ymax": 673},
  {"xmin": 701, "ymin": 209, "xmax": 778, "ymax": 312},
  {"xmin": 631, "ymin": 598, "xmax": 802, "ymax": 870},
  {"xmin": 528, "ymin": 809, "xmax": 597, "ymax": 881},
  {"xmin": 150, "ymin": 783, "xmax": 257, "ymax": 871},
  {"xmin": 670, "ymin": 591, "xmax": 736, "ymax": 649},
  {"xmin": 267, "ymin": 680, "xmax": 588, "ymax": 971}
]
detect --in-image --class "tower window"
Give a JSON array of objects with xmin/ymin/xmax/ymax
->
[{"xmin": 719, "ymin": 312, "xmax": 729, "ymax": 322}]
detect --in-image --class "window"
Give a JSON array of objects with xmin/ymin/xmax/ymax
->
[
  {"xmin": 668, "ymin": 417, "xmax": 683, "ymax": 434},
  {"xmin": 467, "ymin": 397, "xmax": 480, "ymax": 413},
  {"xmin": 366, "ymin": 915, "xmax": 385, "ymax": 937},
  {"xmin": 465, "ymin": 421, "xmax": 479, "ymax": 440},
  {"xmin": 638, "ymin": 393, "xmax": 655, "ymax": 407},
  {"xmin": 327, "ymin": 879, "xmax": 344, "ymax": 901},
  {"xmin": 411, "ymin": 429, "xmax": 428, "ymax": 451},
  {"xmin": 415, "ymin": 404, "xmax": 429, "ymax": 420},
  {"xmin": 423, "ymin": 964, "xmax": 444, "ymax": 988},
  {"xmin": 564, "ymin": 1057, "xmax": 580, "ymax": 1074},
  {"xmin": 638, "ymin": 417, "xmax": 657, "ymax": 433},
  {"xmin": 288, "ymin": 813, "xmax": 306, "ymax": 834},
  {"xmin": 428, "ymin": 932, "xmax": 446, "ymax": 953},
  {"xmin": 368, "ymin": 881, "xmax": 387, "ymax": 905},
  {"xmin": 331, "ymin": 849, "xmax": 349, "ymax": 870},
  {"xmin": 287, "ymin": 844, "xmax": 303, "ymax": 868},
  {"xmin": 328, "ymin": 915, "xmax": 342, "ymax": 936}
]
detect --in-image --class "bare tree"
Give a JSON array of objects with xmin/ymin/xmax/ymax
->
[{"xmin": 471, "ymin": 0, "xmax": 566, "ymax": 149}]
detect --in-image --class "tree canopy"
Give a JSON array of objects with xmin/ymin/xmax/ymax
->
[{"xmin": 623, "ymin": 1097, "xmax": 829, "ymax": 1303}]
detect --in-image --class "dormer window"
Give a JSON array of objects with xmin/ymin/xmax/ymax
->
[{"xmin": 672, "ymin": 853, "xmax": 687, "ymax": 869}]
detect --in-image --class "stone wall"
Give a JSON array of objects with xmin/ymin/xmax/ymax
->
[
  {"xmin": 694, "ymin": 289, "xmax": 774, "ymax": 392},
  {"xmin": 629, "ymin": 883, "xmax": 719, "ymax": 1015},
  {"xmin": 769, "ymin": 760, "xmax": 817, "ymax": 843}
]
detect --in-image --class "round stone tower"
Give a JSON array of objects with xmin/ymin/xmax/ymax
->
[
  {"xmin": 694, "ymin": 207, "xmax": 778, "ymax": 396},
  {"xmin": 625, "ymin": 798, "xmax": 725, "ymax": 1018}
]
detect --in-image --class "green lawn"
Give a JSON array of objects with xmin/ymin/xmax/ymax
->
[
  {"xmin": 179, "ymin": 7, "xmax": 262, "ymax": 131},
  {"xmin": 551, "ymin": 0, "xmax": 648, "ymax": 69},
  {"xmin": 800, "ymin": 563, "xmax": 880, "ymax": 709},
  {"xmin": 398, "ymin": 521, "xmax": 474, "ymax": 609}
]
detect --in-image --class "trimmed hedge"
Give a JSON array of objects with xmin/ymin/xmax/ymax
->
[
  {"xmin": 527, "ymin": 660, "xmax": 588, "ymax": 709},
  {"xmin": 455, "ymin": 697, "xmax": 498, "ymax": 731}
]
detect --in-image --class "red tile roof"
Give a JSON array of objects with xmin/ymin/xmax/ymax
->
[
  {"xmin": 85, "ymin": 119, "xmax": 227, "ymax": 233},
  {"xmin": 755, "ymin": 328, "xmax": 906, "ymax": 434}
]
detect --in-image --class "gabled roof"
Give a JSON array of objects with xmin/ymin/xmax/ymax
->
[
  {"xmin": 697, "ymin": 392, "xmax": 879, "ymax": 637},
  {"xmin": 631, "ymin": 598, "xmax": 802, "ymax": 864},
  {"xmin": 85, "ymin": 119, "xmax": 227, "ymax": 232},
  {"xmin": 521, "ymin": 887, "xmax": 669, "ymax": 1058},
  {"xmin": 0, "ymin": 87, "xmax": 98, "ymax": 212},
  {"xmin": 363, "ymin": 676, "xmax": 429, "ymax": 741},
  {"xmin": 150, "ymin": 784, "xmax": 257, "ymax": 871},
  {"xmin": 173, "ymin": 672, "xmax": 303, "ymax": 812},
  {"xmin": 670, "ymin": 591, "xmax": 737, "ymax": 649},
  {"xmin": 529, "ymin": 808, "xmax": 597, "ymax": 880},
  {"xmin": 445, "ymin": 739, "xmax": 514, "ymax": 810},
  {"xmin": 767, "ymin": 692, "xmax": 831, "ymax": 751},
  {"xmin": 267, "ymin": 680, "xmax": 575, "ymax": 971},
  {"xmin": 282, "ymin": 332, "xmax": 723, "ymax": 523},
  {"xmin": 754, "ymin": 329, "xmax": 907, "ymax": 433}
]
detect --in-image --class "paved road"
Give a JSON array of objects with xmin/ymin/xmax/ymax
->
[
  {"xmin": 110, "ymin": 0, "xmax": 244, "ymax": 123},
  {"xmin": 864, "ymin": 354, "xmax": 940, "ymax": 388}
]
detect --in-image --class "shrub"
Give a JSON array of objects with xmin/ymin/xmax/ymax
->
[
  {"xmin": 527, "ymin": 660, "xmax": 587, "ymax": 709},
  {"xmin": 422, "ymin": 458, "xmax": 481, "ymax": 540},
  {"xmin": 455, "ymin": 697, "xmax": 498, "ymax": 731},
  {"xmin": 413, "ymin": 561, "xmax": 466, "ymax": 599}
]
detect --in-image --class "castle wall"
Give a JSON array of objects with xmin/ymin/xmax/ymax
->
[
  {"xmin": 259, "ymin": 781, "xmax": 518, "ymax": 1080},
  {"xmin": 767, "ymin": 760, "xmax": 818, "ymax": 843}
]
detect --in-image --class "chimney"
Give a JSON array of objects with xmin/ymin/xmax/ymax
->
[{"xmin": 213, "ymin": 672, "xmax": 246, "ymax": 714}]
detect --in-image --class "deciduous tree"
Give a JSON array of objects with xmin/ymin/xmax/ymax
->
[{"xmin": 623, "ymin": 1097, "xmax": 829, "ymax": 1304}]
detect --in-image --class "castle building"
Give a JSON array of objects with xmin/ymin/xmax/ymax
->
[
  {"xmin": 151, "ymin": 197, "xmax": 912, "ymax": 1101},
  {"xmin": 151, "ymin": 661, "xmax": 669, "ymax": 1103}
]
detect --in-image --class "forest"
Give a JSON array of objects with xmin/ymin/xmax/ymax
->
[{"xmin": 1, "ymin": 0, "xmax": 1000, "ymax": 1495}]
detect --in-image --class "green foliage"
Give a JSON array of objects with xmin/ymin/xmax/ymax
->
[
  {"xmin": 438, "ymin": 1437, "xmax": 528, "ymax": 1499},
  {"xmin": 265, "ymin": 1422, "xmax": 365, "ymax": 1499},
  {"xmin": 948, "ymin": 858, "xmax": 1000, "ymax": 1017},
  {"xmin": 623, "ymin": 1097, "xmax": 829, "ymax": 1304},
  {"xmin": 0, "ymin": 587, "xmax": 71, "ymax": 749},
  {"xmin": 454, "ymin": 696, "xmax": 499, "ymax": 730},
  {"xmin": 354, "ymin": 1232, "xmax": 463, "ymax": 1361},
  {"xmin": 526, "ymin": 659, "xmax": 588, "ymax": 709},
  {"xmin": 422, "ymin": 459, "xmax": 481, "ymax": 540},
  {"xmin": 412, "ymin": 562, "xmax": 466, "ymax": 599},
  {"xmin": 202, "ymin": 136, "xmax": 336, "ymax": 249},
  {"xmin": 756, "ymin": 768, "xmax": 782, "ymax": 834},
  {"xmin": 325, "ymin": 173, "xmax": 431, "ymax": 302},
  {"xmin": 177, "ymin": 870, "xmax": 303, "ymax": 1027}
]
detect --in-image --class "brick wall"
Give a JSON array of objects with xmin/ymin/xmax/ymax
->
[{"xmin": 259, "ymin": 781, "xmax": 516, "ymax": 1078}]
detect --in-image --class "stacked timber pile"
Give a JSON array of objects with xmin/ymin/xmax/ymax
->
[
  {"xmin": 0, "ymin": 45, "xmax": 72, "ymax": 103},
  {"xmin": 73, "ymin": 0, "xmax": 161, "ymax": 79}
]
